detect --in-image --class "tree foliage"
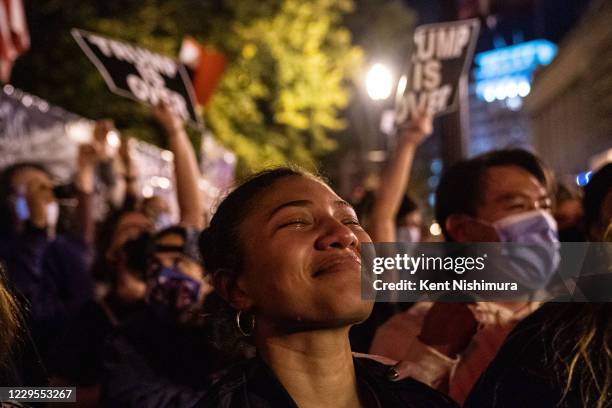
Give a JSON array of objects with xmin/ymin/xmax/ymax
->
[{"xmin": 13, "ymin": 0, "xmax": 361, "ymax": 177}]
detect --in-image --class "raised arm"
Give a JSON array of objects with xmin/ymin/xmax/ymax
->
[
  {"xmin": 368, "ymin": 114, "xmax": 433, "ymax": 242},
  {"xmin": 74, "ymin": 143, "xmax": 99, "ymax": 245},
  {"xmin": 153, "ymin": 102, "xmax": 204, "ymax": 229},
  {"xmin": 117, "ymin": 134, "xmax": 140, "ymax": 211}
]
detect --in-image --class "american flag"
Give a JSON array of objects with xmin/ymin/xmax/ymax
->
[{"xmin": 0, "ymin": 0, "xmax": 29, "ymax": 83}]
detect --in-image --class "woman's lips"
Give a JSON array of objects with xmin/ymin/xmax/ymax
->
[{"xmin": 312, "ymin": 253, "xmax": 362, "ymax": 278}]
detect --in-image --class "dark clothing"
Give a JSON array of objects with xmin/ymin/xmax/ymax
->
[
  {"xmin": 0, "ymin": 224, "xmax": 93, "ymax": 367},
  {"xmin": 194, "ymin": 355, "xmax": 458, "ymax": 408},
  {"xmin": 49, "ymin": 295, "xmax": 147, "ymax": 386},
  {"xmin": 103, "ymin": 309, "xmax": 238, "ymax": 408},
  {"xmin": 0, "ymin": 330, "xmax": 47, "ymax": 387},
  {"xmin": 464, "ymin": 303, "xmax": 583, "ymax": 408},
  {"xmin": 350, "ymin": 302, "xmax": 404, "ymax": 353},
  {"xmin": 0, "ymin": 224, "xmax": 92, "ymax": 322}
]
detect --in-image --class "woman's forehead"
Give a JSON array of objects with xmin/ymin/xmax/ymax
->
[{"xmin": 256, "ymin": 176, "xmax": 340, "ymax": 208}]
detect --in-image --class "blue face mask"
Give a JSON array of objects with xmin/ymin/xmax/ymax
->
[
  {"xmin": 490, "ymin": 210, "xmax": 561, "ymax": 290},
  {"xmin": 14, "ymin": 195, "xmax": 29, "ymax": 221}
]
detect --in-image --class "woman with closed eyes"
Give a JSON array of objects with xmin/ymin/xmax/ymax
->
[{"xmin": 195, "ymin": 167, "xmax": 457, "ymax": 408}]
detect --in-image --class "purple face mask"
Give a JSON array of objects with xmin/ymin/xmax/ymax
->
[
  {"xmin": 149, "ymin": 266, "xmax": 201, "ymax": 310},
  {"xmin": 490, "ymin": 210, "xmax": 561, "ymax": 290},
  {"xmin": 492, "ymin": 210, "xmax": 559, "ymax": 244}
]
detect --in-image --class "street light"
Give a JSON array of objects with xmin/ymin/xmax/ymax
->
[{"xmin": 366, "ymin": 63, "xmax": 392, "ymax": 101}]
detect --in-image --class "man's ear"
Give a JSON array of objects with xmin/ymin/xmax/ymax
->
[
  {"xmin": 446, "ymin": 214, "xmax": 470, "ymax": 242},
  {"xmin": 214, "ymin": 270, "xmax": 253, "ymax": 310}
]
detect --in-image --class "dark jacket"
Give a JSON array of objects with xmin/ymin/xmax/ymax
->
[
  {"xmin": 464, "ymin": 303, "xmax": 588, "ymax": 408},
  {"xmin": 195, "ymin": 355, "xmax": 458, "ymax": 408},
  {"xmin": 102, "ymin": 309, "xmax": 238, "ymax": 408},
  {"xmin": 0, "ymin": 224, "xmax": 93, "ymax": 368},
  {"xmin": 0, "ymin": 224, "xmax": 93, "ymax": 323}
]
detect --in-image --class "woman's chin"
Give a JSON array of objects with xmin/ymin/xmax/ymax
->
[{"xmin": 322, "ymin": 299, "xmax": 374, "ymax": 327}]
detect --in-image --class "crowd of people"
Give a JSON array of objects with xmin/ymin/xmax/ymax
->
[{"xmin": 0, "ymin": 104, "xmax": 611, "ymax": 408}]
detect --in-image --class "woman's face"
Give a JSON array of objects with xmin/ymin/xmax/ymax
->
[{"xmin": 234, "ymin": 176, "xmax": 373, "ymax": 332}]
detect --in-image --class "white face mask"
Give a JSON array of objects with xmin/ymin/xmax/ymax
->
[
  {"xmin": 488, "ymin": 210, "xmax": 561, "ymax": 289},
  {"xmin": 397, "ymin": 226, "xmax": 421, "ymax": 243},
  {"xmin": 46, "ymin": 201, "xmax": 60, "ymax": 229}
]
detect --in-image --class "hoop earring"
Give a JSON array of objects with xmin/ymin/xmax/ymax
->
[{"xmin": 236, "ymin": 310, "xmax": 255, "ymax": 337}]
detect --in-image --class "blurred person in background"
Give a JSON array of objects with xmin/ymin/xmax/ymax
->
[
  {"xmin": 583, "ymin": 163, "xmax": 612, "ymax": 242},
  {"xmin": 193, "ymin": 167, "xmax": 457, "ymax": 407},
  {"xmin": 102, "ymin": 102, "xmax": 222, "ymax": 407},
  {"xmin": 554, "ymin": 182, "xmax": 585, "ymax": 242},
  {"xmin": 140, "ymin": 195, "xmax": 173, "ymax": 231},
  {"xmin": 48, "ymin": 138, "xmax": 152, "ymax": 406},
  {"xmin": 101, "ymin": 226, "xmax": 239, "ymax": 408},
  {"xmin": 0, "ymin": 153, "xmax": 94, "ymax": 368},
  {"xmin": 49, "ymin": 101, "xmax": 206, "ymax": 407},
  {"xmin": 370, "ymin": 148, "xmax": 558, "ymax": 405}
]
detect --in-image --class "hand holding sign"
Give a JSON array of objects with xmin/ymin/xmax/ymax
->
[
  {"xmin": 395, "ymin": 19, "xmax": 479, "ymax": 128},
  {"xmin": 397, "ymin": 111, "xmax": 433, "ymax": 146},
  {"xmin": 72, "ymin": 29, "xmax": 201, "ymax": 126},
  {"xmin": 92, "ymin": 119, "xmax": 115, "ymax": 160},
  {"xmin": 153, "ymin": 100, "xmax": 184, "ymax": 135}
]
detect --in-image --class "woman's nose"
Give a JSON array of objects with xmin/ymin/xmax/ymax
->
[{"xmin": 315, "ymin": 219, "xmax": 359, "ymax": 250}]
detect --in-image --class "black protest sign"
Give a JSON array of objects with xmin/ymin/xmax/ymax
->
[
  {"xmin": 72, "ymin": 29, "xmax": 201, "ymax": 125},
  {"xmin": 395, "ymin": 19, "xmax": 479, "ymax": 126}
]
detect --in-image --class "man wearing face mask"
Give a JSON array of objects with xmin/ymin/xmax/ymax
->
[
  {"xmin": 369, "ymin": 148, "xmax": 558, "ymax": 405},
  {"xmin": 0, "ymin": 162, "xmax": 94, "ymax": 370}
]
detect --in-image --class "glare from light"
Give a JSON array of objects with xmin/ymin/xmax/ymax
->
[
  {"xmin": 223, "ymin": 152, "xmax": 236, "ymax": 164},
  {"xmin": 396, "ymin": 75, "xmax": 408, "ymax": 97},
  {"xmin": 429, "ymin": 222, "xmax": 442, "ymax": 236},
  {"xmin": 483, "ymin": 86, "xmax": 496, "ymax": 103},
  {"xmin": 179, "ymin": 41, "xmax": 200, "ymax": 67},
  {"xmin": 428, "ymin": 193, "xmax": 436, "ymax": 207},
  {"xmin": 66, "ymin": 121, "xmax": 94, "ymax": 143},
  {"xmin": 142, "ymin": 185, "xmax": 154, "ymax": 198},
  {"xmin": 518, "ymin": 81, "xmax": 531, "ymax": 97},
  {"xmin": 576, "ymin": 171, "xmax": 593, "ymax": 187},
  {"xmin": 494, "ymin": 84, "xmax": 506, "ymax": 100},
  {"xmin": 505, "ymin": 81, "xmax": 518, "ymax": 98},
  {"xmin": 21, "ymin": 95, "xmax": 32, "ymax": 107},
  {"xmin": 198, "ymin": 179, "xmax": 210, "ymax": 191},
  {"xmin": 366, "ymin": 63, "xmax": 393, "ymax": 101},
  {"xmin": 106, "ymin": 130, "xmax": 121, "ymax": 148},
  {"xmin": 157, "ymin": 177, "xmax": 171, "ymax": 189},
  {"xmin": 161, "ymin": 150, "xmax": 174, "ymax": 162},
  {"xmin": 505, "ymin": 96, "xmax": 523, "ymax": 111}
]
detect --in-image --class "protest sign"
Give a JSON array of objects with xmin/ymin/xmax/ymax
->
[
  {"xmin": 72, "ymin": 29, "xmax": 201, "ymax": 126},
  {"xmin": 395, "ymin": 19, "xmax": 480, "ymax": 126}
]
